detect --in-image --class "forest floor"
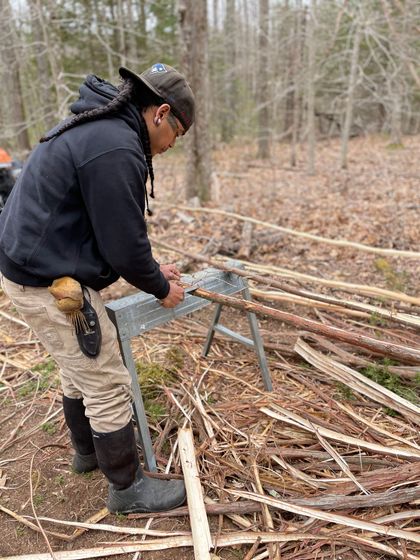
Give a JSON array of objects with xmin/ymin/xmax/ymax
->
[{"xmin": 0, "ymin": 134, "xmax": 419, "ymax": 560}]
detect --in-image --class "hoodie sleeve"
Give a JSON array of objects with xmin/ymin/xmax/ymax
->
[{"xmin": 76, "ymin": 147, "xmax": 170, "ymax": 299}]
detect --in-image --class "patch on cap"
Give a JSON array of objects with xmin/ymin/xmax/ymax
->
[{"xmin": 151, "ymin": 63, "xmax": 167, "ymax": 74}]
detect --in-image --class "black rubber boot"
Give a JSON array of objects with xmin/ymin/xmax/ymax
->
[
  {"xmin": 62, "ymin": 396, "xmax": 98, "ymax": 473},
  {"xmin": 92, "ymin": 422, "xmax": 186, "ymax": 514}
]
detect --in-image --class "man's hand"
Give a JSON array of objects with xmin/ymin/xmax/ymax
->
[
  {"xmin": 160, "ymin": 281, "xmax": 184, "ymax": 308},
  {"xmin": 160, "ymin": 264, "xmax": 181, "ymax": 281}
]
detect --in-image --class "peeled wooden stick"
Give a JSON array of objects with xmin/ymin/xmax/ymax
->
[
  {"xmin": 0, "ymin": 309, "xmax": 30, "ymax": 328},
  {"xmin": 228, "ymin": 489, "xmax": 420, "ymax": 544},
  {"xmin": 251, "ymin": 287, "xmax": 420, "ymax": 328},
  {"xmin": 0, "ymin": 532, "xmax": 326, "ymax": 560},
  {"xmin": 261, "ymin": 405, "xmax": 420, "ymax": 459},
  {"xmin": 178, "ymin": 427, "xmax": 213, "ymax": 559},
  {"xmin": 0, "ymin": 503, "xmax": 72, "ymax": 542},
  {"xmin": 241, "ymin": 259, "xmax": 420, "ymax": 306},
  {"xmin": 31, "ymin": 516, "xmax": 190, "ymax": 536},
  {"xmin": 128, "ymin": 500, "xmax": 261, "ymax": 519},
  {"xmin": 252, "ymin": 461, "xmax": 281, "ymax": 560}
]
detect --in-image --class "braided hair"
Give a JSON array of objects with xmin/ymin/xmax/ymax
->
[{"xmin": 40, "ymin": 78, "xmax": 161, "ymax": 215}]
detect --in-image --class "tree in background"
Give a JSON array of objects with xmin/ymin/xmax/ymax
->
[
  {"xmin": 221, "ymin": 0, "xmax": 238, "ymax": 143},
  {"xmin": 289, "ymin": 2, "xmax": 305, "ymax": 167},
  {"xmin": 257, "ymin": 0, "xmax": 270, "ymax": 159},
  {"xmin": 305, "ymin": 0, "xmax": 317, "ymax": 174},
  {"xmin": 0, "ymin": 0, "xmax": 31, "ymax": 152},
  {"xmin": 179, "ymin": 0, "xmax": 212, "ymax": 202},
  {"xmin": 29, "ymin": 1, "xmax": 57, "ymax": 131},
  {"xmin": 340, "ymin": 7, "xmax": 362, "ymax": 169}
]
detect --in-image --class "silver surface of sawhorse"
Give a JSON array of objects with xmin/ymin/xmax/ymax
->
[{"xmin": 105, "ymin": 264, "xmax": 271, "ymax": 471}]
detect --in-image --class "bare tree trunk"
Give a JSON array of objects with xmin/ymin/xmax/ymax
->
[
  {"xmin": 380, "ymin": 0, "xmax": 408, "ymax": 146},
  {"xmin": 0, "ymin": 0, "xmax": 31, "ymax": 152},
  {"xmin": 290, "ymin": 3, "xmax": 303, "ymax": 167},
  {"xmin": 212, "ymin": 0, "xmax": 218, "ymax": 29},
  {"xmin": 116, "ymin": 0, "xmax": 127, "ymax": 66},
  {"xmin": 257, "ymin": 0, "xmax": 270, "ymax": 159},
  {"xmin": 92, "ymin": 0, "xmax": 115, "ymax": 80},
  {"xmin": 35, "ymin": 0, "xmax": 66, "ymax": 118},
  {"xmin": 29, "ymin": 0, "xmax": 56, "ymax": 130},
  {"xmin": 306, "ymin": 0, "xmax": 316, "ymax": 175},
  {"xmin": 389, "ymin": 78, "xmax": 403, "ymax": 145},
  {"xmin": 179, "ymin": 0, "xmax": 212, "ymax": 203},
  {"xmin": 340, "ymin": 20, "xmax": 362, "ymax": 169},
  {"xmin": 239, "ymin": 0, "xmax": 254, "ymax": 98},
  {"xmin": 138, "ymin": 0, "xmax": 147, "ymax": 55},
  {"xmin": 272, "ymin": 1, "xmax": 290, "ymax": 141},
  {"xmin": 126, "ymin": 0, "xmax": 138, "ymax": 66},
  {"xmin": 283, "ymin": 0, "xmax": 293, "ymax": 139},
  {"xmin": 221, "ymin": 0, "xmax": 237, "ymax": 143}
]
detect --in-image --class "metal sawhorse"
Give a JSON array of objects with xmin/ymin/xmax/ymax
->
[{"xmin": 105, "ymin": 264, "xmax": 271, "ymax": 471}]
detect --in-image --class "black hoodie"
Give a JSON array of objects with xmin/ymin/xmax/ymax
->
[{"xmin": 0, "ymin": 75, "xmax": 170, "ymax": 298}]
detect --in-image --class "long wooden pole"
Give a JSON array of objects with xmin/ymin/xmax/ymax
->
[{"xmin": 188, "ymin": 285, "xmax": 420, "ymax": 365}]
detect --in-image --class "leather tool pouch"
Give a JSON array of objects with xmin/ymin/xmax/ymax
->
[{"xmin": 75, "ymin": 290, "xmax": 102, "ymax": 358}]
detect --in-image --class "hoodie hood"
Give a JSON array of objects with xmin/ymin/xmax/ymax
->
[
  {"xmin": 64, "ymin": 74, "xmax": 144, "ymax": 148},
  {"xmin": 42, "ymin": 74, "xmax": 143, "ymax": 146},
  {"xmin": 70, "ymin": 74, "xmax": 119, "ymax": 114}
]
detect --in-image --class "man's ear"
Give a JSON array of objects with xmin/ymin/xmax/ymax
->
[{"xmin": 156, "ymin": 104, "xmax": 171, "ymax": 121}]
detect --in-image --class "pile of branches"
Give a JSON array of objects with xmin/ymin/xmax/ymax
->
[
  {"xmin": 137, "ymin": 226, "xmax": 419, "ymax": 560},
  {"xmin": 1, "ymin": 207, "xmax": 419, "ymax": 560}
]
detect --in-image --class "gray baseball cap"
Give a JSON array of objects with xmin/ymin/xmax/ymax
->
[{"xmin": 119, "ymin": 63, "xmax": 195, "ymax": 131}]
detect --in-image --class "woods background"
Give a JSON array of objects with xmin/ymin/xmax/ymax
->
[{"xmin": 1, "ymin": 0, "xmax": 419, "ymax": 200}]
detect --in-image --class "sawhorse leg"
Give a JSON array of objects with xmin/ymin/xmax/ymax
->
[
  {"xmin": 118, "ymin": 337, "xmax": 157, "ymax": 472},
  {"xmin": 202, "ymin": 282, "xmax": 272, "ymax": 392}
]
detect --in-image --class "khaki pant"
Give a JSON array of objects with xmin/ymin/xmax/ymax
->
[{"xmin": 1, "ymin": 275, "xmax": 133, "ymax": 432}]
